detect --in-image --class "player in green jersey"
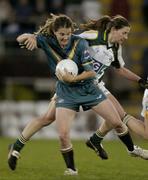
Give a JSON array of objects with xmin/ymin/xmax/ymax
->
[{"xmin": 8, "ymin": 14, "xmax": 148, "ymax": 175}]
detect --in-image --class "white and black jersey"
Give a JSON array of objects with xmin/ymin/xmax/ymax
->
[{"xmin": 78, "ymin": 30, "xmax": 125, "ymax": 82}]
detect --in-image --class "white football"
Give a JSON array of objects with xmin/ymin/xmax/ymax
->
[{"xmin": 56, "ymin": 59, "xmax": 78, "ymax": 76}]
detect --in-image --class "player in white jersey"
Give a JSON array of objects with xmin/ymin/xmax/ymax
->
[{"xmin": 79, "ymin": 15, "xmax": 148, "ymax": 155}]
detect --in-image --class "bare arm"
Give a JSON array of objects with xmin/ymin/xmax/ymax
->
[
  {"xmin": 114, "ymin": 66, "xmax": 141, "ymax": 82},
  {"xmin": 73, "ymin": 70, "xmax": 96, "ymax": 82},
  {"xmin": 56, "ymin": 70, "xmax": 96, "ymax": 83},
  {"xmin": 114, "ymin": 66, "xmax": 148, "ymax": 88},
  {"xmin": 16, "ymin": 33, "xmax": 37, "ymax": 51}
]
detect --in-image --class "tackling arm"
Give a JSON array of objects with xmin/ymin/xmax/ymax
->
[
  {"xmin": 114, "ymin": 67, "xmax": 148, "ymax": 88},
  {"xmin": 56, "ymin": 70, "xmax": 96, "ymax": 83},
  {"xmin": 114, "ymin": 66, "xmax": 141, "ymax": 82},
  {"xmin": 16, "ymin": 33, "xmax": 37, "ymax": 51}
]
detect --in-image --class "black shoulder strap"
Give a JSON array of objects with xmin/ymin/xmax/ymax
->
[{"xmin": 111, "ymin": 44, "xmax": 121, "ymax": 68}]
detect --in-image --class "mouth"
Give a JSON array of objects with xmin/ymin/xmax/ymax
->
[
  {"xmin": 61, "ymin": 39, "xmax": 68, "ymax": 46},
  {"xmin": 119, "ymin": 39, "xmax": 124, "ymax": 44}
]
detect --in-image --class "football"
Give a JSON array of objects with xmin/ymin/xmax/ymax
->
[{"xmin": 56, "ymin": 59, "xmax": 78, "ymax": 76}]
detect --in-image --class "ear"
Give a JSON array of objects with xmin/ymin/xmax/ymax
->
[{"xmin": 111, "ymin": 27, "xmax": 116, "ymax": 32}]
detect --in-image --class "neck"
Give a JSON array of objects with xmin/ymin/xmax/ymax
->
[{"xmin": 108, "ymin": 33, "xmax": 114, "ymax": 44}]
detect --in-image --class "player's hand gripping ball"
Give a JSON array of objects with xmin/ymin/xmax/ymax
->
[{"xmin": 56, "ymin": 59, "xmax": 78, "ymax": 82}]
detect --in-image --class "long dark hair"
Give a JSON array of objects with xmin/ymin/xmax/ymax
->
[
  {"xmin": 80, "ymin": 15, "xmax": 130, "ymax": 33},
  {"xmin": 35, "ymin": 14, "xmax": 76, "ymax": 36}
]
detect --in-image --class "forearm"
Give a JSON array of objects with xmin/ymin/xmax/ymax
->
[
  {"xmin": 74, "ymin": 70, "xmax": 96, "ymax": 82},
  {"xmin": 16, "ymin": 33, "xmax": 37, "ymax": 51},
  {"xmin": 114, "ymin": 67, "xmax": 141, "ymax": 82},
  {"xmin": 16, "ymin": 33, "xmax": 34, "ymax": 43},
  {"xmin": 57, "ymin": 70, "xmax": 96, "ymax": 83}
]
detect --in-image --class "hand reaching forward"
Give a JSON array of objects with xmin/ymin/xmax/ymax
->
[{"xmin": 17, "ymin": 33, "xmax": 37, "ymax": 51}]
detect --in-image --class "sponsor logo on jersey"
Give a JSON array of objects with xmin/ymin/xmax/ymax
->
[{"xmin": 93, "ymin": 58, "xmax": 103, "ymax": 72}]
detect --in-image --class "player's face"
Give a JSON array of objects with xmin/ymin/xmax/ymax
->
[
  {"xmin": 54, "ymin": 27, "xmax": 72, "ymax": 48},
  {"xmin": 111, "ymin": 26, "xmax": 130, "ymax": 44}
]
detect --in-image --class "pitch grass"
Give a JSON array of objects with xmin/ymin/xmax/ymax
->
[{"xmin": 0, "ymin": 138, "xmax": 148, "ymax": 180}]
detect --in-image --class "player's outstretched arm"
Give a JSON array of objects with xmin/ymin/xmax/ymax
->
[
  {"xmin": 16, "ymin": 33, "xmax": 37, "ymax": 51},
  {"xmin": 114, "ymin": 67, "xmax": 148, "ymax": 88},
  {"xmin": 114, "ymin": 66, "xmax": 140, "ymax": 81}
]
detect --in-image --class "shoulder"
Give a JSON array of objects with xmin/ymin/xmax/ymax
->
[
  {"xmin": 37, "ymin": 34, "xmax": 54, "ymax": 45},
  {"xmin": 72, "ymin": 34, "xmax": 89, "ymax": 46},
  {"xmin": 78, "ymin": 30, "xmax": 98, "ymax": 40},
  {"xmin": 37, "ymin": 34, "xmax": 47, "ymax": 40}
]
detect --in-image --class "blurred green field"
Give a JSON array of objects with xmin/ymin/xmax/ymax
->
[{"xmin": 0, "ymin": 138, "xmax": 148, "ymax": 180}]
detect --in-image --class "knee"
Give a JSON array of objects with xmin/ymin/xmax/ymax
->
[
  {"xmin": 113, "ymin": 121, "xmax": 128, "ymax": 134},
  {"xmin": 115, "ymin": 123, "xmax": 128, "ymax": 135},
  {"xmin": 37, "ymin": 115, "xmax": 55, "ymax": 127},
  {"xmin": 112, "ymin": 121, "xmax": 123, "ymax": 129}
]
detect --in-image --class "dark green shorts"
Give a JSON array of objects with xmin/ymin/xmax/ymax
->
[{"xmin": 56, "ymin": 81, "xmax": 106, "ymax": 112}]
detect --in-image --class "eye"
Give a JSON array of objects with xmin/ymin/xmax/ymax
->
[
  {"xmin": 60, "ymin": 33, "xmax": 65, "ymax": 36},
  {"xmin": 122, "ymin": 32, "xmax": 127, "ymax": 35}
]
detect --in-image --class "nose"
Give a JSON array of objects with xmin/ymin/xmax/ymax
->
[
  {"xmin": 64, "ymin": 36, "xmax": 70, "ymax": 40},
  {"xmin": 64, "ymin": 36, "xmax": 69, "ymax": 40},
  {"xmin": 63, "ymin": 34, "xmax": 69, "ymax": 39}
]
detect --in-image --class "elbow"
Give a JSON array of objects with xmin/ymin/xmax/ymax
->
[
  {"xmin": 84, "ymin": 70, "xmax": 96, "ymax": 77},
  {"xmin": 115, "ymin": 67, "xmax": 122, "ymax": 74}
]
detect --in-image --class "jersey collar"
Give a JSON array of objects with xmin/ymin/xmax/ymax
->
[{"xmin": 103, "ymin": 31, "xmax": 114, "ymax": 49}]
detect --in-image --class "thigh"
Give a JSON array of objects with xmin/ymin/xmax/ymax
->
[
  {"xmin": 107, "ymin": 93, "xmax": 126, "ymax": 118},
  {"xmin": 92, "ymin": 99, "xmax": 122, "ymax": 127},
  {"xmin": 56, "ymin": 107, "xmax": 76, "ymax": 134},
  {"xmin": 98, "ymin": 82, "xmax": 125, "ymax": 118},
  {"xmin": 44, "ymin": 99, "xmax": 56, "ymax": 121}
]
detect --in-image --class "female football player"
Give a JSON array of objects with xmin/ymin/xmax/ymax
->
[
  {"xmin": 8, "ymin": 14, "xmax": 137, "ymax": 175},
  {"xmin": 78, "ymin": 15, "xmax": 148, "ymax": 154},
  {"xmin": 8, "ymin": 14, "xmax": 148, "ymax": 174}
]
